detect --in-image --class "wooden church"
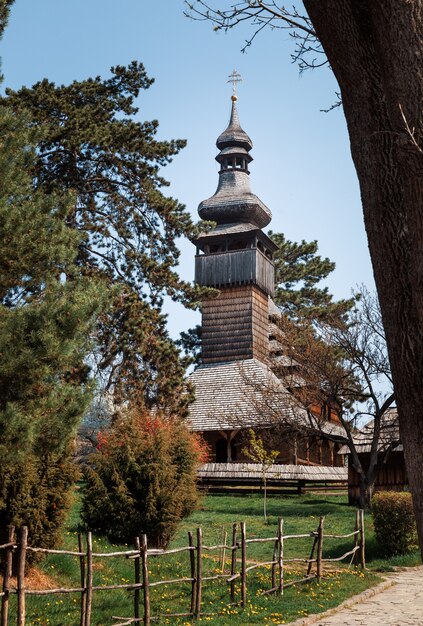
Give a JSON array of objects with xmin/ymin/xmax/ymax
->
[{"xmin": 188, "ymin": 85, "xmax": 345, "ymax": 471}]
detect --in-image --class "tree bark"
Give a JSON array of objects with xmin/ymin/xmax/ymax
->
[
  {"xmin": 304, "ymin": 0, "xmax": 423, "ymax": 554},
  {"xmin": 358, "ymin": 478, "xmax": 374, "ymax": 510}
]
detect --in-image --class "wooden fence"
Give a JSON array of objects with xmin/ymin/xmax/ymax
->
[{"xmin": 0, "ymin": 510, "xmax": 365, "ymax": 626}]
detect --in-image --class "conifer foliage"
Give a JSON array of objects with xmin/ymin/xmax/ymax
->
[
  {"xmin": 1, "ymin": 3, "xmax": 205, "ymax": 551},
  {"xmin": 81, "ymin": 410, "xmax": 207, "ymax": 548},
  {"xmin": 0, "ymin": 104, "xmax": 102, "ymax": 549},
  {"xmin": 270, "ymin": 231, "xmax": 355, "ymax": 324},
  {"xmin": 2, "ymin": 65, "xmax": 206, "ymax": 413},
  {"xmin": 0, "ymin": 0, "xmax": 13, "ymax": 38}
]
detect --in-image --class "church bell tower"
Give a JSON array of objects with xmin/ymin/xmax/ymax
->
[{"xmin": 194, "ymin": 81, "xmax": 277, "ymax": 365}]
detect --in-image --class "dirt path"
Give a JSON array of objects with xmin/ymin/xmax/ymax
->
[{"xmin": 286, "ymin": 566, "xmax": 423, "ymax": 626}]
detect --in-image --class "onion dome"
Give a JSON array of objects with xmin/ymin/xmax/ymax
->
[{"xmin": 198, "ymin": 96, "xmax": 272, "ymax": 229}]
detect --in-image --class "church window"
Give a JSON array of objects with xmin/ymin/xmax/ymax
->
[
  {"xmin": 228, "ymin": 239, "xmax": 248, "ymax": 250},
  {"xmin": 210, "ymin": 243, "xmax": 225, "ymax": 253}
]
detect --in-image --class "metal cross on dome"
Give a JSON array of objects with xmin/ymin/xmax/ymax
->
[{"xmin": 227, "ymin": 70, "xmax": 242, "ymax": 97}]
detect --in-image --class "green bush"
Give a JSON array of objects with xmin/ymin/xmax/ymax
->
[
  {"xmin": 372, "ymin": 491, "xmax": 418, "ymax": 556},
  {"xmin": 0, "ymin": 451, "xmax": 77, "ymax": 555},
  {"xmin": 81, "ymin": 409, "xmax": 207, "ymax": 548}
]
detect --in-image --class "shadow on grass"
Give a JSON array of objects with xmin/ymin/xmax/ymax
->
[
  {"xmin": 203, "ymin": 493, "xmax": 350, "ymax": 519},
  {"xmin": 364, "ymin": 535, "xmax": 421, "ymax": 570}
]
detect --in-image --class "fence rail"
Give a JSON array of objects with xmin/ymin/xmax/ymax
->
[{"xmin": 0, "ymin": 510, "xmax": 365, "ymax": 626}]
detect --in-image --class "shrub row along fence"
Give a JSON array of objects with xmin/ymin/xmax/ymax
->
[{"xmin": 0, "ymin": 510, "xmax": 365, "ymax": 626}]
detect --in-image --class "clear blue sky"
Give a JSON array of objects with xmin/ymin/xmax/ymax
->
[{"xmin": 1, "ymin": 0, "xmax": 374, "ymax": 338}]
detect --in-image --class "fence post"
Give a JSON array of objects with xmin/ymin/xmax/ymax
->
[
  {"xmin": 85, "ymin": 532, "xmax": 93, "ymax": 626},
  {"xmin": 277, "ymin": 518, "xmax": 284, "ymax": 595},
  {"xmin": 316, "ymin": 517, "xmax": 324, "ymax": 582},
  {"xmin": 240, "ymin": 522, "xmax": 247, "ymax": 609},
  {"xmin": 221, "ymin": 529, "xmax": 228, "ymax": 573},
  {"xmin": 271, "ymin": 538, "xmax": 277, "ymax": 590},
  {"xmin": 359, "ymin": 509, "xmax": 366, "ymax": 569},
  {"xmin": 194, "ymin": 528, "xmax": 202, "ymax": 619},
  {"xmin": 78, "ymin": 533, "xmax": 86, "ymax": 626},
  {"xmin": 17, "ymin": 526, "xmax": 28, "ymax": 626},
  {"xmin": 1, "ymin": 525, "xmax": 15, "ymax": 626},
  {"xmin": 230, "ymin": 523, "xmax": 237, "ymax": 604},
  {"xmin": 306, "ymin": 533, "xmax": 318, "ymax": 577},
  {"xmin": 141, "ymin": 534, "xmax": 150, "ymax": 626},
  {"xmin": 353, "ymin": 509, "xmax": 360, "ymax": 566},
  {"xmin": 188, "ymin": 531, "xmax": 196, "ymax": 616},
  {"xmin": 133, "ymin": 537, "xmax": 141, "ymax": 622}
]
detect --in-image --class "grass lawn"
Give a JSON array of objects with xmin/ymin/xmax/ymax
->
[{"xmin": 16, "ymin": 491, "xmax": 421, "ymax": 626}]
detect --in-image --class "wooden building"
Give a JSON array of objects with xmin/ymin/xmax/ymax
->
[
  {"xmin": 188, "ymin": 90, "xmax": 345, "ymax": 470},
  {"xmin": 341, "ymin": 410, "xmax": 408, "ymax": 505}
]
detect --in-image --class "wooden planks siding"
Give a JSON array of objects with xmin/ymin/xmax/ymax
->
[
  {"xmin": 195, "ymin": 248, "xmax": 274, "ymax": 296},
  {"xmin": 201, "ymin": 285, "xmax": 269, "ymax": 363},
  {"xmin": 251, "ymin": 287, "xmax": 269, "ymax": 363},
  {"xmin": 347, "ymin": 451, "xmax": 408, "ymax": 505}
]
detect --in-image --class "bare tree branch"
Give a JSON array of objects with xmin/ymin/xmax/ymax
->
[{"xmin": 184, "ymin": 1, "xmax": 326, "ymax": 71}]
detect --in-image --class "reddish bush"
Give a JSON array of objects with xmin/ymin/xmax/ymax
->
[{"xmin": 82, "ymin": 409, "xmax": 207, "ymax": 548}]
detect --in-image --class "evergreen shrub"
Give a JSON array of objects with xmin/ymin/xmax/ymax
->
[
  {"xmin": 0, "ymin": 452, "xmax": 77, "ymax": 552},
  {"xmin": 0, "ymin": 103, "xmax": 102, "ymax": 556},
  {"xmin": 81, "ymin": 409, "xmax": 207, "ymax": 548},
  {"xmin": 372, "ymin": 491, "xmax": 418, "ymax": 556}
]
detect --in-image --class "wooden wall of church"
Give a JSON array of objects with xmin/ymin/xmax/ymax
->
[
  {"xmin": 202, "ymin": 429, "xmax": 343, "ymax": 468},
  {"xmin": 201, "ymin": 284, "xmax": 269, "ymax": 364},
  {"xmin": 195, "ymin": 248, "xmax": 274, "ymax": 295}
]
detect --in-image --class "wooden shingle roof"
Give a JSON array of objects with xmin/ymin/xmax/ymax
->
[
  {"xmin": 188, "ymin": 358, "xmax": 345, "ymax": 438},
  {"xmin": 268, "ymin": 298, "xmax": 282, "ymax": 320},
  {"xmin": 188, "ymin": 358, "xmax": 301, "ymax": 431},
  {"xmin": 198, "ymin": 462, "xmax": 347, "ymax": 482},
  {"xmin": 338, "ymin": 408, "xmax": 401, "ymax": 454}
]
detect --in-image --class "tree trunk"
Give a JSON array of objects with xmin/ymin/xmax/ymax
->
[
  {"xmin": 351, "ymin": 453, "xmax": 375, "ymax": 510},
  {"xmin": 358, "ymin": 479, "xmax": 374, "ymax": 511},
  {"xmin": 304, "ymin": 0, "xmax": 423, "ymax": 555},
  {"xmin": 263, "ymin": 476, "xmax": 268, "ymax": 523}
]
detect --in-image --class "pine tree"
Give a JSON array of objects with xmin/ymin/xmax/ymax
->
[
  {"xmin": 270, "ymin": 231, "xmax": 355, "ymax": 324},
  {"xmin": 2, "ymin": 65, "xmax": 208, "ymax": 413},
  {"xmin": 0, "ymin": 0, "xmax": 13, "ymax": 39},
  {"xmin": 0, "ymin": 104, "xmax": 102, "ymax": 549}
]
